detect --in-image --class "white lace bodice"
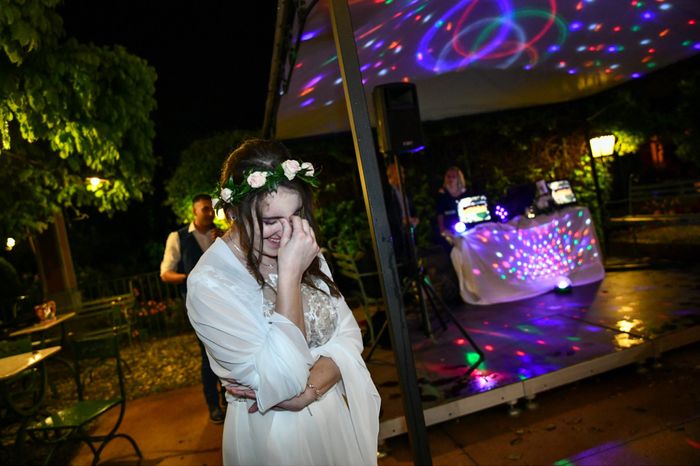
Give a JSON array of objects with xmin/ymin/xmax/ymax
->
[{"xmin": 262, "ymin": 273, "xmax": 339, "ymax": 348}]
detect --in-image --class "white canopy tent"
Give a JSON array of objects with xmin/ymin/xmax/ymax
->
[{"xmin": 276, "ymin": 0, "xmax": 700, "ymax": 139}]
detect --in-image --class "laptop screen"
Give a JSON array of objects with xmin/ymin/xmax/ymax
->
[
  {"xmin": 548, "ymin": 180, "xmax": 577, "ymax": 206},
  {"xmin": 457, "ymin": 195, "xmax": 492, "ymax": 224}
]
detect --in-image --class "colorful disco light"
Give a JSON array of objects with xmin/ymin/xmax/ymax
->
[
  {"xmin": 555, "ymin": 276, "xmax": 573, "ymax": 293},
  {"xmin": 494, "ymin": 204, "xmax": 509, "ymax": 221},
  {"xmin": 453, "ymin": 221, "xmax": 467, "ymax": 234}
]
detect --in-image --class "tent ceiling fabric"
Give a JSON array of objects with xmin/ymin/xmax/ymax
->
[{"xmin": 276, "ymin": 0, "xmax": 700, "ymax": 139}]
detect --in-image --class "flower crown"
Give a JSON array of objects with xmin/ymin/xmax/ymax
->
[{"xmin": 217, "ymin": 159, "xmax": 319, "ymax": 207}]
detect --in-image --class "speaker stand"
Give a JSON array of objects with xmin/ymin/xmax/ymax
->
[{"xmin": 364, "ymin": 153, "xmax": 484, "ymax": 379}]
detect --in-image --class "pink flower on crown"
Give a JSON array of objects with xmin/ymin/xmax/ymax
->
[
  {"xmin": 282, "ymin": 160, "xmax": 301, "ymax": 180},
  {"xmin": 247, "ymin": 171, "xmax": 268, "ymax": 188},
  {"xmin": 301, "ymin": 162, "xmax": 315, "ymax": 176},
  {"xmin": 220, "ymin": 188, "xmax": 233, "ymax": 203}
]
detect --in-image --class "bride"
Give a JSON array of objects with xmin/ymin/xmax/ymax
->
[{"xmin": 186, "ymin": 138, "xmax": 381, "ymax": 465}]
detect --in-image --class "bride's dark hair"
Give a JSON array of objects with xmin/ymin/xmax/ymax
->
[{"xmin": 220, "ymin": 138, "xmax": 340, "ymax": 297}]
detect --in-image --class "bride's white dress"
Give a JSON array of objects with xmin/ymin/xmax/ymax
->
[{"xmin": 186, "ymin": 238, "xmax": 381, "ymax": 466}]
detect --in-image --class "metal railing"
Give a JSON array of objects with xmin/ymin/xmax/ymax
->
[
  {"xmin": 78, "ymin": 271, "xmax": 186, "ymax": 340},
  {"xmin": 79, "ymin": 271, "xmax": 180, "ymax": 302}
]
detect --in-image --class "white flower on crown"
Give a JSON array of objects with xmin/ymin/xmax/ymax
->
[
  {"xmin": 220, "ymin": 188, "xmax": 233, "ymax": 203},
  {"xmin": 301, "ymin": 162, "xmax": 314, "ymax": 176},
  {"xmin": 247, "ymin": 171, "xmax": 268, "ymax": 188},
  {"xmin": 282, "ymin": 160, "xmax": 301, "ymax": 180}
]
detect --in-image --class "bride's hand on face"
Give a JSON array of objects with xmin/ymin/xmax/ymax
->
[{"xmin": 277, "ymin": 216, "xmax": 320, "ymax": 279}]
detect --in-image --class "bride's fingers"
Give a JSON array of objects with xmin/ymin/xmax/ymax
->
[
  {"xmin": 299, "ymin": 217, "xmax": 310, "ymax": 236},
  {"xmin": 293, "ymin": 217, "xmax": 314, "ymax": 243},
  {"xmin": 307, "ymin": 221, "xmax": 317, "ymax": 243},
  {"xmin": 279, "ymin": 218, "xmax": 292, "ymax": 246},
  {"xmin": 291, "ymin": 216, "xmax": 304, "ymax": 236}
]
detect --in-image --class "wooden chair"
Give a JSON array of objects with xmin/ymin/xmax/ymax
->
[{"xmin": 22, "ymin": 333, "xmax": 142, "ymax": 465}]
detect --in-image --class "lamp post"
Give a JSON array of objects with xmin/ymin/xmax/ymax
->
[{"xmin": 587, "ymin": 134, "xmax": 616, "ymax": 252}]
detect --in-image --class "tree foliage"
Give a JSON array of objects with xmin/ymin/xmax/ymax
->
[
  {"xmin": 0, "ymin": 0, "xmax": 157, "ymax": 238},
  {"xmin": 164, "ymin": 130, "xmax": 257, "ymax": 224},
  {"xmin": 0, "ymin": 0, "xmax": 63, "ymax": 65},
  {"xmin": 670, "ymin": 66, "xmax": 700, "ymax": 165}
]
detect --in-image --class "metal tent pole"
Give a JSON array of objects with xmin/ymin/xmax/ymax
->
[
  {"xmin": 328, "ymin": 1, "xmax": 432, "ymax": 464},
  {"xmin": 262, "ymin": 0, "xmax": 293, "ymax": 138}
]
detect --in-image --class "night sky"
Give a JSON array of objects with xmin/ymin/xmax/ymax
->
[{"xmin": 58, "ymin": 0, "xmax": 278, "ymax": 169}]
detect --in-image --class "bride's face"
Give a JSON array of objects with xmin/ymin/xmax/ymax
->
[{"xmin": 252, "ymin": 186, "xmax": 302, "ymax": 259}]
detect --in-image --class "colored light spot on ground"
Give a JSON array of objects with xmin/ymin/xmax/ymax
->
[
  {"xmin": 686, "ymin": 438, "xmax": 700, "ymax": 449},
  {"xmin": 465, "ymin": 352, "xmax": 481, "ymax": 366},
  {"xmin": 484, "ymin": 345, "xmax": 494, "ymax": 351},
  {"xmin": 516, "ymin": 350, "xmax": 526, "ymax": 357},
  {"xmin": 516, "ymin": 324, "xmax": 541, "ymax": 334},
  {"xmin": 454, "ymin": 338, "xmax": 466, "ymax": 346},
  {"xmin": 553, "ymin": 459, "xmax": 574, "ymax": 466}
]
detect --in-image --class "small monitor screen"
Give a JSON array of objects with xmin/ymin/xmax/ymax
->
[
  {"xmin": 457, "ymin": 195, "xmax": 492, "ymax": 224},
  {"xmin": 548, "ymin": 180, "xmax": 577, "ymax": 206}
]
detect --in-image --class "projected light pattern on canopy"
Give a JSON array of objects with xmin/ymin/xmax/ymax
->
[
  {"xmin": 278, "ymin": 0, "xmax": 700, "ymax": 137},
  {"xmin": 414, "ymin": 0, "xmax": 569, "ymax": 72}
]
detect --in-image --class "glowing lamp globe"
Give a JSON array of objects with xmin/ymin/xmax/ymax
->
[
  {"xmin": 555, "ymin": 276, "xmax": 573, "ymax": 294},
  {"xmin": 453, "ymin": 222, "xmax": 467, "ymax": 234},
  {"xmin": 589, "ymin": 134, "xmax": 616, "ymax": 158}
]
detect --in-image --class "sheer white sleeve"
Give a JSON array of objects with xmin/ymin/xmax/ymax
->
[
  {"xmin": 186, "ymin": 259, "xmax": 315, "ymax": 413},
  {"xmin": 311, "ymin": 256, "xmax": 381, "ymax": 465}
]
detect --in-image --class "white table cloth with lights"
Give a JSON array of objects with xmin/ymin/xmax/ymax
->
[{"xmin": 450, "ymin": 206, "xmax": 605, "ymax": 305}]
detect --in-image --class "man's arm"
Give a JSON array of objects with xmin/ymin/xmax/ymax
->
[
  {"xmin": 161, "ymin": 269, "xmax": 187, "ymax": 284},
  {"xmin": 160, "ymin": 231, "xmax": 186, "ymax": 284}
]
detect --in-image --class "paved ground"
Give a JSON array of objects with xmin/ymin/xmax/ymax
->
[
  {"xmin": 61, "ymin": 250, "xmax": 700, "ymax": 465},
  {"xmin": 3, "ymin": 224, "xmax": 696, "ymax": 464},
  {"xmin": 66, "ymin": 339, "xmax": 700, "ymax": 465},
  {"xmin": 378, "ymin": 341, "xmax": 700, "ymax": 465}
]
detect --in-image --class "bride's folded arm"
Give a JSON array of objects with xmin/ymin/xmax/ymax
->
[{"xmin": 187, "ymin": 276, "xmax": 316, "ymax": 413}]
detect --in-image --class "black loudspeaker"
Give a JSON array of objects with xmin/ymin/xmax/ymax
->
[{"xmin": 373, "ymin": 82, "xmax": 424, "ymax": 155}]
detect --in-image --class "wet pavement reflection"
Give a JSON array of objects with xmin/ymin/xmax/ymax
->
[{"xmin": 368, "ymin": 263, "xmax": 700, "ymax": 423}]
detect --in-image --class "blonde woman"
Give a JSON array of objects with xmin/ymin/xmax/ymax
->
[{"xmin": 436, "ymin": 166, "xmax": 472, "ymax": 242}]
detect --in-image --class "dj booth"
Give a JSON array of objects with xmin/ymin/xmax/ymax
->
[{"xmin": 449, "ymin": 206, "xmax": 605, "ymax": 305}]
